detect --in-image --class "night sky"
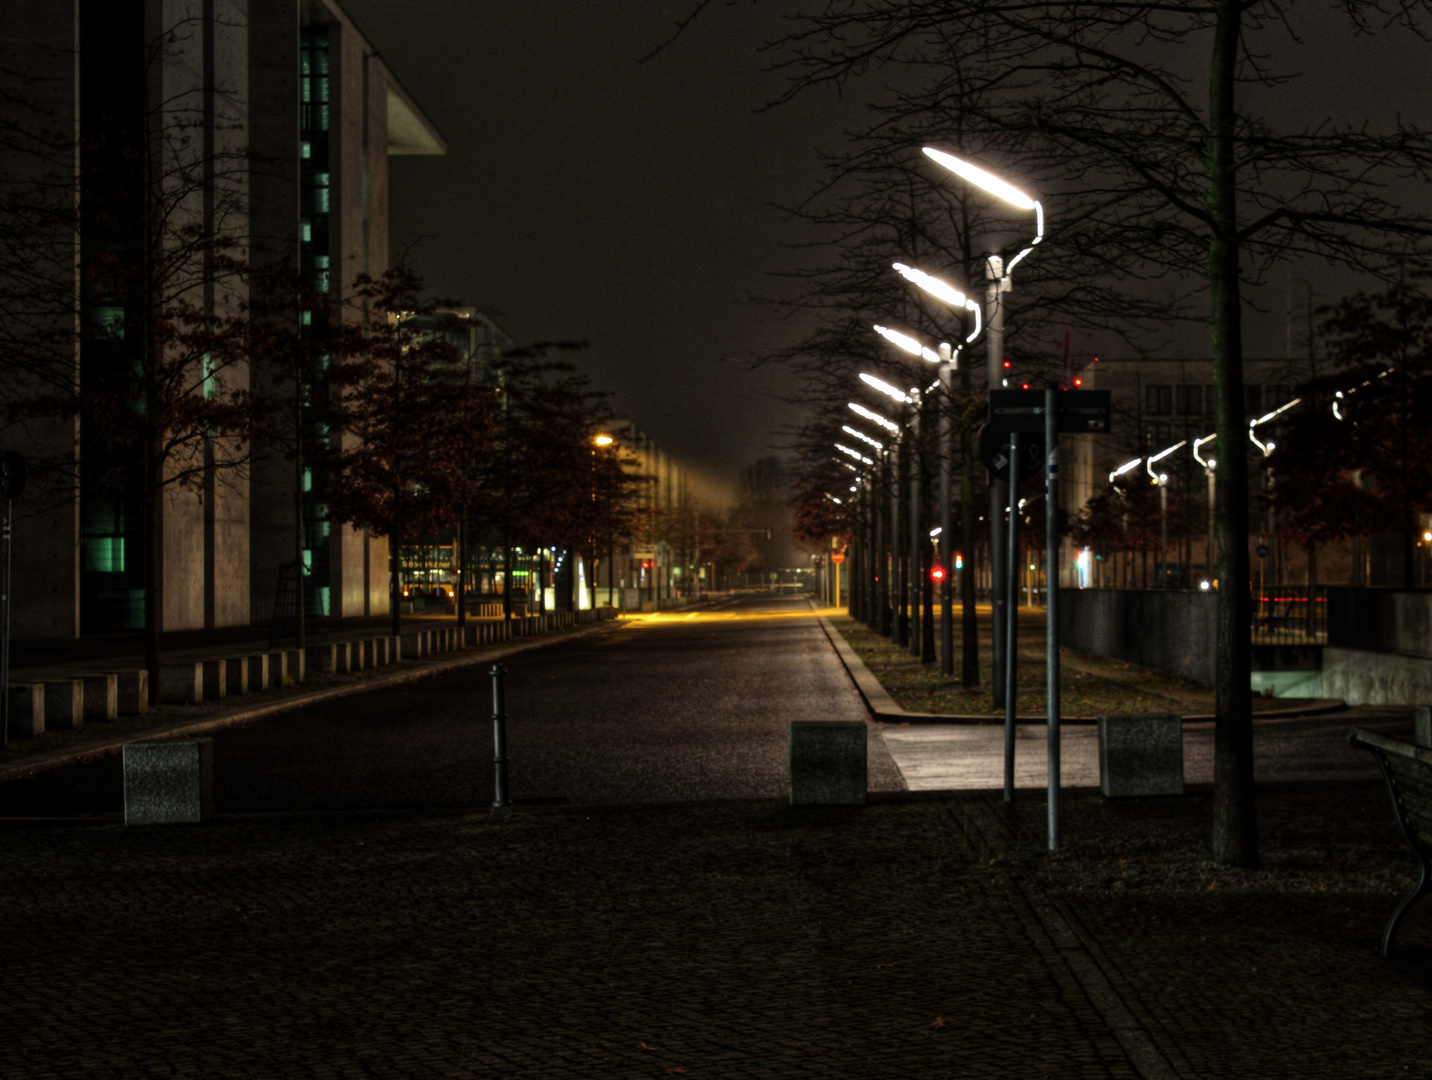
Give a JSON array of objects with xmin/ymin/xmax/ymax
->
[
  {"xmin": 341, "ymin": 1, "xmax": 865, "ymax": 505},
  {"xmin": 341, "ymin": 1, "xmax": 1432, "ymax": 503}
]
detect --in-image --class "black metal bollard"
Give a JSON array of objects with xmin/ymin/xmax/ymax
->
[{"xmin": 490, "ymin": 663, "xmax": 513, "ymax": 818}]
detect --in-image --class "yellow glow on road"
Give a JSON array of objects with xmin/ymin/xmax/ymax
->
[{"xmin": 622, "ymin": 604, "xmax": 996, "ymax": 627}]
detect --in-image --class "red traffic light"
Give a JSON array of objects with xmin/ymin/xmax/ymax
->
[
  {"xmin": 931, "ymin": 565, "xmax": 946, "ymax": 583},
  {"xmin": 1073, "ymin": 376, "xmax": 1083, "ymax": 387}
]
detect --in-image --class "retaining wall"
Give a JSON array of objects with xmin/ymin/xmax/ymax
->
[{"xmin": 1058, "ymin": 588, "xmax": 1217, "ymax": 684}]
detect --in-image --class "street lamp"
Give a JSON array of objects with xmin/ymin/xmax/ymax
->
[
  {"xmin": 1194, "ymin": 436, "xmax": 1217, "ymax": 585},
  {"xmin": 922, "ymin": 147, "xmax": 1043, "ymax": 753},
  {"xmin": 876, "ymin": 322, "xmax": 969, "ymax": 671},
  {"xmin": 1147, "ymin": 441, "xmax": 1187, "ymax": 588}
]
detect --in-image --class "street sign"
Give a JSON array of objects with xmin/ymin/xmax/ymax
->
[
  {"xmin": 978, "ymin": 425, "xmax": 1043, "ymax": 483},
  {"xmin": 1256, "ymin": 543, "xmax": 1269, "ymax": 559},
  {"xmin": 832, "ymin": 550, "xmax": 846, "ymax": 564},
  {"xmin": 988, "ymin": 389, "xmax": 1112, "ymax": 434}
]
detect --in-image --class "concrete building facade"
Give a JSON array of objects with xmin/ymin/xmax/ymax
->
[{"xmin": 0, "ymin": 0, "xmax": 443, "ymax": 639}]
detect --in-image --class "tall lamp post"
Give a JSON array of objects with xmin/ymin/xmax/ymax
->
[
  {"xmin": 921, "ymin": 146, "xmax": 1044, "ymax": 709},
  {"xmin": 1147, "ymin": 441, "xmax": 1187, "ymax": 588},
  {"xmin": 873, "ymin": 325, "xmax": 962, "ymax": 670},
  {"xmin": 860, "ymin": 372, "xmax": 916, "ymax": 646},
  {"xmin": 1194, "ymin": 436, "xmax": 1217, "ymax": 585},
  {"xmin": 881, "ymin": 272, "xmax": 980, "ymax": 663}
]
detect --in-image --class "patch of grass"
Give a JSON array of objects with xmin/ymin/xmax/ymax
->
[{"xmin": 832, "ymin": 610, "xmax": 1283, "ymax": 718}]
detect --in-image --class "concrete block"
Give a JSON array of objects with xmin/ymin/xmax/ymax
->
[
  {"xmin": 1415, "ymin": 706, "xmax": 1432, "ymax": 749},
  {"xmin": 306, "ymin": 644, "xmax": 337, "ymax": 675},
  {"xmin": 43, "ymin": 679, "xmax": 83, "ymax": 731},
  {"xmin": 331, "ymin": 641, "xmax": 350, "ymax": 674},
  {"xmin": 789, "ymin": 721, "xmax": 867, "ymax": 806},
  {"xmin": 123, "ymin": 738, "xmax": 215, "ymax": 825},
  {"xmin": 399, "ymin": 631, "xmax": 423, "ymax": 659},
  {"xmin": 362, "ymin": 639, "xmax": 378, "ymax": 667},
  {"xmin": 201, "ymin": 659, "xmax": 226, "ymax": 700},
  {"xmin": 246, "ymin": 654, "xmax": 269, "ymax": 691},
  {"xmin": 224, "ymin": 657, "xmax": 248, "ymax": 696},
  {"xmin": 350, "ymin": 640, "xmax": 365, "ymax": 671},
  {"xmin": 7, "ymin": 684, "xmax": 43, "ymax": 737},
  {"xmin": 1098, "ymin": 714, "xmax": 1184, "ymax": 797},
  {"xmin": 116, "ymin": 671, "xmax": 148, "ymax": 714},
  {"xmin": 159, "ymin": 663, "xmax": 203, "ymax": 705},
  {"xmin": 82, "ymin": 674, "xmax": 118, "ymax": 722}
]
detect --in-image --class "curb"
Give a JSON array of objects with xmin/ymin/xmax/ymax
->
[
  {"xmin": 0, "ymin": 617, "xmax": 630, "ymax": 784},
  {"xmin": 817, "ymin": 616, "xmax": 1346, "ymax": 725}
]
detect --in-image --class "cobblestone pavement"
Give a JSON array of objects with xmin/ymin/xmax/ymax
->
[
  {"xmin": 2, "ymin": 794, "xmax": 1142, "ymax": 1079},
  {"xmin": 4, "ymin": 782, "xmax": 1429, "ymax": 1078}
]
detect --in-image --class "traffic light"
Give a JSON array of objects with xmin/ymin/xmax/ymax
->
[{"xmin": 931, "ymin": 564, "xmax": 946, "ymax": 583}]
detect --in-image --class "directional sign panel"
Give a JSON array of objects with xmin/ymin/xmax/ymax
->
[{"xmin": 988, "ymin": 389, "xmax": 1112, "ymax": 434}]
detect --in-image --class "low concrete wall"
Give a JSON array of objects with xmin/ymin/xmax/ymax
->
[
  {"xmin": 1059, "ymin": 588, "xmax": 1217, "ymax": 684},
  {"xmin": 1327, "ymin": 588, "xmax": 1432, "ymax": 659},
  {"xmin": 1323, "ymin": 646, "xmax": 1432, "ymax": 706}
]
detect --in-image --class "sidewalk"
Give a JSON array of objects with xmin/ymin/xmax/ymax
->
[{"xmin": 0, "ymin": 612, "xmax": 629, "ymax": 779}]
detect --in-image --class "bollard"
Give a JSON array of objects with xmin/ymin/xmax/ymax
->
[{"xmin": 490, "ymin": 663, "xmax": 512, "ymax": 818}]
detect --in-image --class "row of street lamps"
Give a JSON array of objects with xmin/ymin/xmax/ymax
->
[{"xmin": 834, "ymin": 146, "xmax": 1054, "ymax": 839}]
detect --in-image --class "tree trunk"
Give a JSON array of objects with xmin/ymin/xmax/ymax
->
[{"xmin": 1209, "ymin": 0, "xmax": 1259, "ymax": 868}]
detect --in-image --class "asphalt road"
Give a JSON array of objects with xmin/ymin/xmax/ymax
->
[{"xmin": 0, "ymin": 595, "xmax": 906, "ymax": 816}]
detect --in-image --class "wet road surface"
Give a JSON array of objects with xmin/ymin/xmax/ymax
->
[{"xmin": 0, "ymin": 595, "xmax": 905, "ymax": 815}]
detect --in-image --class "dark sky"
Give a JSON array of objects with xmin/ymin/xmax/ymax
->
[
  {"xmin": 342, "ymin": 2, "xmax": 1431, "ymax": 502},
  {"xmin": 343, "ymin": 1, "xmax": 859, "ymax": 505}
]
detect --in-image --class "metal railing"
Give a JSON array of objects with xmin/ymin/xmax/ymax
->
[{"xmin": 1251, "ymin": 585, "xmax": 1327, "ymax": 645}]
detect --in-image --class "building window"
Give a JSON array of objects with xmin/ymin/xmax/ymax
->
[
  {"xmin": 1175, "ymin": 385, "xmax": 1201, "ymax": 415},
  {"xmin": 1146, "ymin": 385, "xmax": 1172, "ymax": 415}
]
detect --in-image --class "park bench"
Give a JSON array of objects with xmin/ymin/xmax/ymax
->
[{"xmin": 1347, "ymin": 727, "xmax": 1432, "ymax": 957}]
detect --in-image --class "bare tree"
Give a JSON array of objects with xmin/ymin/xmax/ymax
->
[{"xmin": 677, "ymin": 0, "xmax": 1432, "ymax": 867}]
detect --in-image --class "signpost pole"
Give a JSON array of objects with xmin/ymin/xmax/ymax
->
[
  {"xmin": 1045, "ymin": 388, "xmax": 1061, "ymax": 851},
  {"xmin": 1003, "ymin": 431, "xmax": 1020, "ymax": 802}
]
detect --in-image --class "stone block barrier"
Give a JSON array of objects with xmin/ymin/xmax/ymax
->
[
  {"xmin": 1097, "ymin": 714, "xmax": 1185, "ymax": 797},
  {"xmin": 789, "ymin": 721, "xmax": 867, "ymax": 806},
  {"xmin": 201, "ymin": 659, "xmax": 227, "ymax": 700},
  {"xmin": 306, "ymin": 644, "xmax": 337, "ymax": 676},
  {"xmin": 43, "ymin": 679, "xmax": 84, "ymax": 731},
  {"xmin": 224, "ymin": 657, "xmax": 248, "ymax": 696},
  {"xmin": 7, "ymin": 684, "xmax": 43, "ymax": 737},
  {"xmin": 123, "ymin": 738, "xmax": 215, "ymax": 825},
  {"xmin": 159, "ymin": 663, "xmax": 203, "ymax": 705},
  {"xmin": 116, "ymin": 671, "xmax": 147, "ymax": 714},
  {"xmin": 82, "ymin": 674, "xmax": 118, "ymax": 722},
  {"xmin": 247, "ymin": 654, "xmax": 270, "ymax": 691}
]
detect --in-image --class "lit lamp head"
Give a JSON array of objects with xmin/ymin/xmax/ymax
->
[
  {"xmin": 859, "ymin": 372, "xmax": 913, "ymax": 404},
  {"xmin": 593, "ymin": 434, "xmax": 614, "ymax": 447},
  {"xmin": 847, "ymin": 401, "xmax": 900, "ymax": 434},
  {"xmin": 873, "ymin": 324, "xmax": 944, "ymax": 365},
  {"xmin": 922, "ymin": 147, "xmax": 1044, "ymax": 270},
  {"xmin": 890, "ymin": 265, "xmax": 982, "ymax": 342}
]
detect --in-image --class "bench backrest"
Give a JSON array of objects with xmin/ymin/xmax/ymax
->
[{"xmin": 1349, "ymin": 728, "xmax": 1432, "ymax": 853}]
